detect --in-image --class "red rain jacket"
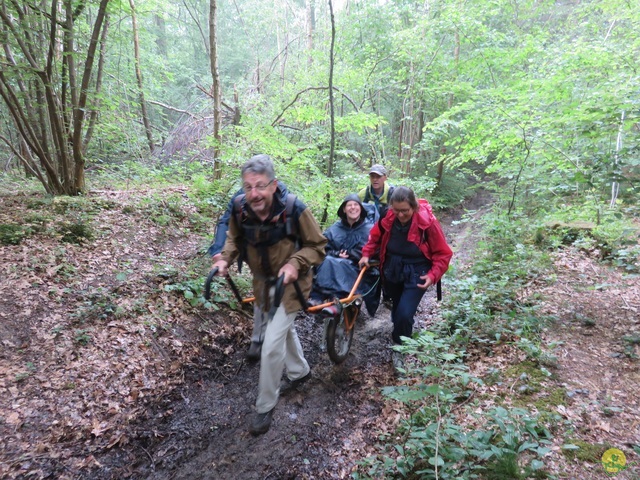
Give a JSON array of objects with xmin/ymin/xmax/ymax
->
[{"xmin": 362, "ymin": 199, "xmax": 453, "ymax": 284}]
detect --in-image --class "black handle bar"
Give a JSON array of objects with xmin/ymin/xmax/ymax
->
[
  {"xmin": 204, "ymin": 267, "xmax": 219, "ymax": 301},
  {"xmin": 204, "ymin": 266, "xmax": 245, "ymax": 306},
  {"xmin": 272, "ymin": 274, "xmax": 285, "ymax": 310}
]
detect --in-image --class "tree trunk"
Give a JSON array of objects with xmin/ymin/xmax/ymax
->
[
  {"xmin": 155, "ymin": 14, "xmax": 168, "ymax": 57},
  {"xmin": 73, "ymin": 0, "xmax": 111, "ymax": 193},
  {"xmin": 83, "ymin": 15, "xmax": 110, "ymax": 152},
  {"xmin": 437, "ymin": 30, "xmax": 459, "ymax": 188},
  {"xmin": 610, "ymin": 111, "xmax": 625, "ymax": 208},
  {"xmin": 327, "ymin": 0, "xmax": 336, "ymax": 180},
  {"xmin": 209, "ymin": 0, "xmax": 222, "ymax": 179},
  {"xmin": 129, "ymin": 0, "xmax": 155, "ymax": 154},
  {"xmin": 321, "ymin": 0, "xmax": 337, "ymax": 226},
  {"xmin": 233, "ymin": 87, "xmax": 241, "ymax": 126},
  {"xmin": 0, "ymin": 0, "xmax": 110, "ymax": 195},
  {"xmin": 398, "ymin": 61, "xmax": 416, "ymax": 175},
  {"xmin": 306, "ymin": 0, "xmax": 315, "ymax": 66}
]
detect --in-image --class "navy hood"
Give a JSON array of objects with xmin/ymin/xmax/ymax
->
[{"xmin": 337, "ymin": 193, "xmax": 367, "ymax": 225}]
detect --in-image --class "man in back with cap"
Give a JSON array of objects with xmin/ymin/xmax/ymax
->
[{"xmin": 359, "ymin": 164, "xmax": 395, "ymax": 219}]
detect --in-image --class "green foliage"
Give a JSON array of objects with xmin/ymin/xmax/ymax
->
[
  {"xmin": 623, "ymin": 333, "xmax": 640, "ymax": 359},
  {"xmin": 163, "ymin": 277, "xmax": 213, "ymax": 308},
  {"xmin": 23, "ymin": 213, "xmax": 51, "ymax": 233},
  {"xmin": 51, "ymin": 196, "xmax": 117, "ymax": 215},
  {"xmin": 428, "ymin": 171, "xmax": 477, "ymax": 210},
  {"xmin": 356, "ymin": 333, "xmax": 553, "ymax": 479},
  {"xmin": 0, "ymin": 224, "xmax": 29, "ymax": 245},
  {"xmin": 562, "ymin": 439, "xmax": 612, "ymax": 463},
  {"xmin": 533, "ymin": 201, "xmax": 640, "ymax": 272},
  {"xmin": 74, "ymin": 329, "xmax": 92, "ymax": 346},
  {"xmin": 186, "ymin": 171, "xmax": 239, "ymax": 220},
  {"xmin": 57, "ymin": 221, "xmax": 94, "ymax": 244},
  {"xmin": 3, "ymin": 0, "xmax": 639, "ymax": 215},
  {"xmin": 137, "ymin": 193, "xmax": 188, "ymax": 225},
  {"xmin": 441, "ymin": 211, "xmax": 555, "ymax": 345},
  {"xmin": 162, "ymin": 270, "xmax": 251, "ymax": 312},
  {"xmin": 69, "ymin": 287, "xmax": 138, "ymax": 326}
]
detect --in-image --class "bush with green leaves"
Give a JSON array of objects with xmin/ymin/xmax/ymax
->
[
  {"xmin": 58, "ymin": 221, "xmax": 94, "ymax": 244},
  {"xmin": 441, "ymin": 211, "xmax": 554, "ymax": 345},
  {"xmin": 355, "ymin": 334, "xmax": 554, "ymax": 479},
  {"xmin": 0, "ymin": 224, "xmax": 29, "ymax": 245},
  {"xmin": 526, "ymin": 197, "xmax": 640, "ymax": 272},
  {"xmin": 163, "ymin": 267, "xmax": 253, "ymax": 311}
]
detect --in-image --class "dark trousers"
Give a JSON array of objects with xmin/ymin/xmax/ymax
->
[{"xmin": 385, "ymin": 278, "xmax": 427, "ymax": 345}]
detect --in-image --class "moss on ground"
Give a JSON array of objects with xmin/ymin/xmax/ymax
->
[{"xmin": 562, "ymin": 439, "xmax": 612, "ymax": 463}]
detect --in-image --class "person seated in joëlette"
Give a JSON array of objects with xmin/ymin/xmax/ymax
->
[{"xmin": 310, "ymin": 193, "xmax": 381, "ymax": 317}]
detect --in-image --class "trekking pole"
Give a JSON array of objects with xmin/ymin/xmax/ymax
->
[
  {"xmin": 226, "ymin": 276, "xmax": 245, "ymax": 305},
  {"xmin": 266, "ymin": 274, "xmax": 286, "ymax": 320}
]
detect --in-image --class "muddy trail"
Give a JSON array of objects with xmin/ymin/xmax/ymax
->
[
  {"xmin": 5, "ymin": 184, "xmax": 637, "ymax": 479},
  {"xmin": 88, "ymin": 193, "xmax": 490, "ymax": 480}
]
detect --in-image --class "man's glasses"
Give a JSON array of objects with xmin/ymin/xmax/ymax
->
[{"xmin": 243, "ymin": 180, "xmax": 274, "ymax": 193}]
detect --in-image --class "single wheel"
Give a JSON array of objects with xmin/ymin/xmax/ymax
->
[{"xmin": 326, "ymin": 304, "xmax": 359, "ymax": 364}]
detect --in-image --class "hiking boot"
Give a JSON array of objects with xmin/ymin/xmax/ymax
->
[
  {"xmin": 246, "ymin": 341, "xmax": 262, "ymax": 361},
  {"xmin": 280, "ymin": 370, "xmax": 312, "ymax": 394},
  {"xmin": 249, "ymin": 408, "xmax": 274, "ymax": 436}
]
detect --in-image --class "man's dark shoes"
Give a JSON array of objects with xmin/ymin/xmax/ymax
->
[
  {"xmin": 246, "ymin": 341, "xmax": 262, "ymax": 361},
  {"xmin": 249, "ymin": 408, "xmax": 274, "ymax": 436},
  {"xmin": 280, "ymin": 370, "xmax": 312, "ymax": 394}
]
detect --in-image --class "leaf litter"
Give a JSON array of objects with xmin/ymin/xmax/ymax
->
[{"xmin": 1, "ymin": 189, "xmax": 639, "ymax": 479}]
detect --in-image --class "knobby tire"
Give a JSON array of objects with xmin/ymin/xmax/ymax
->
[{"xmin": 326, "ymin": 304, "xmax": 358, "ymax": 364}]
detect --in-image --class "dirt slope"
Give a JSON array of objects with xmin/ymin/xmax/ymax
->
[
  {"xmin": 1, "ymin": 188, "xmax": 454, "ymax": 479},
  {"xmin": 88, "ymin": 192, "xmax": 490, "ymax": 480},
  {"xmin": 2, "ymin": 187, "xmax": 639, "ymax": 479}
]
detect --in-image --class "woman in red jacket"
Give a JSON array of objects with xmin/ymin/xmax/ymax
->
[{"xmin": 359, "ymin": 186, "xmax": 453, "ymax": 345}]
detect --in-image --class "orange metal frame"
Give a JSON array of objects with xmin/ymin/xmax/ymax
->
[{"xmin": 237, "ymin": 265, "xmax": 372, "ymax": 332}]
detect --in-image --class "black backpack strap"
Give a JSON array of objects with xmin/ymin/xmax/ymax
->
[
  {"xmin": 285, "ymin": 193, "xmax": 297, "ymax": 213},
  {"xmin": 233, "ymin": 193, "xmax": 245, "ymax": 225},
  {"xmin": 284, "ymin": 193, "xmax": 298, "ymax": 236},
  {"xmin": 232, "ymin": 193, "xmax": 247, "ymax": 272},
  {"xmin": 363, "ymin": 187, "xmax": 371, "ymax": 204}
]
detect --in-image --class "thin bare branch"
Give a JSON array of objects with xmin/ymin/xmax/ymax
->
[
  {"xmin": 271, "ymin": 86, "xmax": 359, "ymax": 127},
  {"xmin": 147, "ymin": 100, "xmax": 200, "ymax": 118}
]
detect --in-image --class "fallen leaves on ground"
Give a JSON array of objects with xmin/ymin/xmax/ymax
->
[{"xmin": 0, "ymin": 189, "xmax": 239, "ymax": 479}]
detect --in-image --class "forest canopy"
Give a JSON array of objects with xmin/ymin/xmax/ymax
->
[
  {"xmin": 2, "ymin": 2, "xmax": 640, "ymax": 478},
  {"xmin": 0, "ymin": 0, "xmax": 638, "ymax": 214}
]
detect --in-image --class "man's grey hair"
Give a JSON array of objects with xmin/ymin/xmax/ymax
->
[{"xmin": 241, "ymin": 154, "xmax": 275, "ymax": 180}]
